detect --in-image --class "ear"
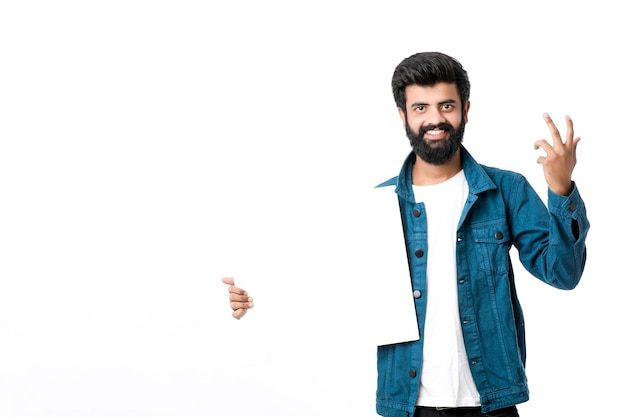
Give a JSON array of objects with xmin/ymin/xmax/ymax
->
[
  {"xmin": 397, "ymin": 107, "xmax": 407, "ymax": 128},
  {"xmin": 464, "ymin": 101, "xmax": 470, "ymax": 123}
]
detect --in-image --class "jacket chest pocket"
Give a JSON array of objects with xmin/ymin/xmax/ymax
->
[{"xmin": 471, "ymin": 220, "xmax": 511, "ymax": 273}]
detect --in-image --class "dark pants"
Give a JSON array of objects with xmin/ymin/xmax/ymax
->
[{"xmin": 414, "ymin": 405, "xmax": 519, "ymax": 417}]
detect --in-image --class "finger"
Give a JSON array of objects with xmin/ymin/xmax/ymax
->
[
  {"xmin": 228, "ymin": 285, "xmax": 248, "ymax": 296},
  {"xmin": 543, "ymin": 113, "xmax": 563, "ymax": 149},
  {"xmin": 221, "ymin": 276, "xmax": 235, "ymax": 285},
  {"xmin": 232, "ymin": 308, "xmax": 247, "ymax": 320},
  {"xmin": 230, "ymin": 293, "xmax": 253, "ymax": 303},
  {"xmin": 564, "ymin": 115, "xmax": 575, "ymax": 146},
  {"xmin": 533, "ymin": 139, "xmax": 554, "ymax": 157},
  {"xmin": 231, "ymin": 300, "xmax": 254, "ymax": 311}
]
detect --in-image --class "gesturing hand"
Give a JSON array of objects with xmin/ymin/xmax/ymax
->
[
  {"xmin": 534, "ymin": 113, "xmax": 581, "ymax": 196},
  {"xmin": 222, "ymin": 277, "xmax": 254, "ymax": 320}
]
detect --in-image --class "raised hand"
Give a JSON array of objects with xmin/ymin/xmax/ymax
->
[{"xmin": 534, "ymin": 113, "xmax": 581, "ymax": 196}]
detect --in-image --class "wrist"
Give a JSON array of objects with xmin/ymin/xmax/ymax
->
[{"xmin": 549, "ymin": 181, "xmax": 573, "ymax": 196}]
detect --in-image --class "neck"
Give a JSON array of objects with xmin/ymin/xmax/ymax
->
[{"xmin": 412, "ymin": 150, "xmax": 462, "ymax": 186}]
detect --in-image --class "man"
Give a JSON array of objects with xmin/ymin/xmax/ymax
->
[{"xmin": 223, "ymin": 52, "xmax": 589, "ymax": 417}]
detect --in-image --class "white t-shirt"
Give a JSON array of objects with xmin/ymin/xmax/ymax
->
[{"xmin": 412, "ymin": 169, "xmax": 481, "ymax": 408}]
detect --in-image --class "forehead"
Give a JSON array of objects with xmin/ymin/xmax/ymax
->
[{"xmin": 404, "ymin": 82, "xmax": 460, "ymax": 105}]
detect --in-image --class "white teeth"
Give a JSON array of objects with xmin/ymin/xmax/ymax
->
[{"xmin": 427, "ymin": 129, "xmax": 444, "ymax": 135}]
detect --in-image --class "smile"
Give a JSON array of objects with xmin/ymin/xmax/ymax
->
[{"xmin": 425, "ymin": 129, "xmax": 447, "ymax": 138}]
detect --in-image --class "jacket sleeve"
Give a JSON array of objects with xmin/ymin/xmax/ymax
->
[{"xmin": 510, "ymin": 178, "xmax": 589, "ymax": 290}]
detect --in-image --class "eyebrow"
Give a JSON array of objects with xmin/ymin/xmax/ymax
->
[{"xmin": 410, "ymin": 99, "xmax": 457, "ymax": 109}]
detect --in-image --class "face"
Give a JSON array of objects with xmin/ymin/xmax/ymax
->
[{"xmin": 400, "ymin": 82, "xmax": 469, "ymax": 165}]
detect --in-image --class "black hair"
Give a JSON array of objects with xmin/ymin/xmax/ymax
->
[{"xmin": 391, "ymin": 51, "xmax": 470, "ymax": 113}]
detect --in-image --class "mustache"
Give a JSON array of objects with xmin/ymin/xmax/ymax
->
[{"xmin": 418, "ymin": 122, "xmax": 455, "ymax": 136}]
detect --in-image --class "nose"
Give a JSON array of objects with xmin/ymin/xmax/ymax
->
[{"xmin": 426, "ymin": 108, "xmax": 447, "ymax": 126}]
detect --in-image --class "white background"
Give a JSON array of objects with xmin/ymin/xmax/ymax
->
[{"xmin": 0, "ymin": 1, "xmax": 621, "ymax": 416}]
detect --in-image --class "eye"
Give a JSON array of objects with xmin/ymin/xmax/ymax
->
[
  {"xmin": 413, "ymin": 105, "xmax": 425, "ymax": 112},
  {"xmin": 441, "ymin": 103, "xmax": 454, "ymax": 111}
]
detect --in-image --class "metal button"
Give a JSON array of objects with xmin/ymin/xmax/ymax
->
[
  {"xmin": 494, "ymin": 231, "xmax": 503, "ymax": 240},
  {"xmin": 413, "ymin": 208, "xmax": 421, "ymax": 217},
  {"xmin": 413, "ymin": 290, "xmax": 422, "ymax": 299},
  {"xmin": 409, "ymin": 369, "xmax": 417, "ymax": 378},
  {"xmin": 568, "ymin": 202, "xmax": 576, "ymax": 212},
  {"xmin": 414, "ymin": 249, "xmax": 424, "ymax": 258}
]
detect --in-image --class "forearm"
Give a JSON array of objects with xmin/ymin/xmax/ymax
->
[{"xmin": 513, "ymin": 181, "xmax": 589, "ymax": 289}]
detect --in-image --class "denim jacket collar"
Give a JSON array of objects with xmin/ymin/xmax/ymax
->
[{"xmin": 395, "ymin": 145, "xmax": 497, "ymax": 202}]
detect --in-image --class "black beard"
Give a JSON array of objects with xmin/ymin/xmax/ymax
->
[{"xmin": 405, "ymin": 120, "xmax": 465, "ymax": 165}]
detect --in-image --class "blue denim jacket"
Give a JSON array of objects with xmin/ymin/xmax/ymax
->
[{"xmin": 375, "ymin": 146, "xmax": 589, "ymax": 416}]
